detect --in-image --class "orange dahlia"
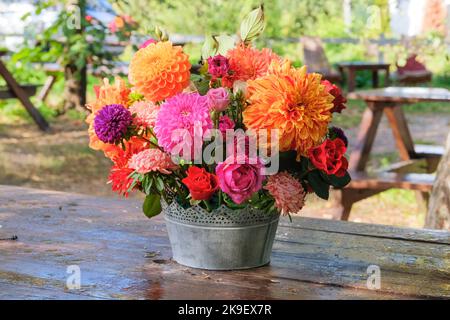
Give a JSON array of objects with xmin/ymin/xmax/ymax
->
[
  {"xmin": 222, "ymin": 44, "xmax": 280, "ymax": 88},
  {"xmin": 86, "ymin": 77, "xmax": 131, "ymax": 155},
  {"xmin": 243, "ymin": 60, "xmax": 334, "ymax": 158},
  {"xmin": 129, "ymin": 41, "xmax": 191, "ymax": 103}
]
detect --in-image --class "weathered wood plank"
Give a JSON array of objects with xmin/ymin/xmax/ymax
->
[{"xmin": 279, "ymin": 217, "xmax": 450, "ymax": 245}]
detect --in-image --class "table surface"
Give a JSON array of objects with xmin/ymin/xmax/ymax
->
[
  {"xmin": 348, "ymin": 87, "xmax": 450, "ymax": 103},
  {"xmin": 0, "ymin": 185, "xmax": 449, "ymax": 300},
  {"xmin": 337, "ymin": 61, "xmax": 390, "ymax": 68}
]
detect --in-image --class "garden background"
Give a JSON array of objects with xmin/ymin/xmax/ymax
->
[{"xmin": 0, "ymin": 0, "xmax": 449, "ymax": 228}]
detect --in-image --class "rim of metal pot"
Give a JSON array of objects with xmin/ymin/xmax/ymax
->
[{"xmin": 162, "ymin": 200, "xmax": 279, "ymax": 227}]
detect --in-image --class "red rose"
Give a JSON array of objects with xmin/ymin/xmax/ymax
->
[
  {"xmin": 182, "ymin": 166, "xmax": 219, "ymax": 200},
  {"xmin": 322, "ymin": 80, "xmax": 347, "ymax": 113},
  {"xmin": 308, "ymin": 138, "xmax": 348, "ymax": 177}
]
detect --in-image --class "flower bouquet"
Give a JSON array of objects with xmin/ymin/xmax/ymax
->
[{"xmin": 86, "ymin": 6, "xmax": 350, "ymax": 270}]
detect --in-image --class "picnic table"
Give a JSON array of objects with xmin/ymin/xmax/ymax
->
[
  {"xmin": 0, "ymin": 185, "xmax": 449, "ymax": 299},
  {"xmin": 336, "ymin": 87, "xmax": 450, "ymax": 223},
  {"xmin": 337, "ymin": 61, "xmax": 390, "ymax": 92},
  {"xmin": 0, "ymin": 49, "xmax": 49, "ymax": 131}
]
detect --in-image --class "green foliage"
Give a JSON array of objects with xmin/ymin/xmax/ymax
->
[
  {"xmin": 13, "ymin": 0, "xmax": 111, "ymax": 69},
  {"xmin": 115, "ymin": 0, "xmax": 345, "ymax": 38},
  {"xmin": 143, "ymin": 193, "xmax": 162, "ymax": 218}
]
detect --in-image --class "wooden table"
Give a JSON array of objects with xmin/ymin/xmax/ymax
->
[
  {"xmin": 0, "ymin": 50, "xmax": 49, "ymax": 131},
  {"xmin": 334, "ymin": 87, "xmax": 450, "ymax": 222},
  {"xmin": 348, "ymin": 87, "xmax": 450, "ymax": 171},
  {"xmin": 0, "ymin": 185, "xmax": 449, "ymax": 299},
  {"xmin": 337, "ymin": 61, "xmax": 390, "ymax": 92}
]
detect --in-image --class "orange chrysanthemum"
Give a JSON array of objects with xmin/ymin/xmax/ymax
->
[
  {"xmin": 243, "ymin": 60, "xmax": 334, "ymax": 158},
  {"xmin": 222, "ymin": 44, "xmax": 280, "ymax": 88},
  {"xmin": 129, "ymin": 41, "xmax": 191, "ymax": 103},
  {"xmin": 86, "ymin": 77, "xmax": 131, "ymax": 156}
]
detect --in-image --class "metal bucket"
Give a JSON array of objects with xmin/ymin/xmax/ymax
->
[{"xmin": 163, "ymin": 201, "xmax": 280, "ymax": 270}]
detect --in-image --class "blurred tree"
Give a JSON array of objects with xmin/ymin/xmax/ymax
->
[
  {"xmin": 13, "ymin": 0, "xmax": 112, "ymax": 113},
  {"xmin": 426, "ymin": 130, "xmax": 450, "ymax": 230},
  {"xmin": 114, "ymin": 0, "xmax": 346, "ymax": 38}
]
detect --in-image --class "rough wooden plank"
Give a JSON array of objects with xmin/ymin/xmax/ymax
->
[
  {"xmin": 0, "ymin": 185, "xmax": 449, "ymax": 299},
  {"xmin": 348, "ymin": 102, "xmax": 384, "ymax": 171},
  {"xmin": 279, "ymin": 217, "xmax": 450, "ymax": 245},
  {"xmin": 383, "ymin": 106, "xmax": 416, "ymax": 161}
]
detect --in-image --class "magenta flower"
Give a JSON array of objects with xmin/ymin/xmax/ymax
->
[
  {"xmin": 207, "ymin": 87, "xmax": 229, "ymax": 112},
  {"xmin": 139, "ymin": 38, "xmax": 157, "ymax": 49},
  {"xmin": 207, "ymin": 54, "xmax": 230, "ymax": 78},
  {"xmin": 218, "ymin": 115, "xmax": 235, "ymax": 137},
  {"xmin": 216, "ymin": 155, "xmax": 265, "ymax": 204},
  {"xmin": 94, "ymin": 104, "xmax": 132, "ymax": 144},
  {"xmin": 154, "ymin": 92, "xmax": 213, "ymax": 159}
]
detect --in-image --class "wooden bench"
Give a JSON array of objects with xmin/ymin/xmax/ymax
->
[
  {"xmin": 334, "ymin": 170, "xmax": 435, "ymax": 221},
  {"xmin": 0, "ymin": 50, "xmax": 49, "ymax": 131},
  {"xmin": 334, "ymin": 144, "xmax": 444, "ymax": 223},
  {"xmin": 0, "ymin": 84, "xmax": 37, "ymax": 99}
]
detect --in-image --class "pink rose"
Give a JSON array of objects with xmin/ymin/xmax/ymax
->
[
  {"xmin": 216, "ymin": 155, "xmax": 265, "ymax": 204},
  {"xmin": 207, "ymin": 87, "xmax": 229, "ymax": 112},
  {"xmin": 207, "ymin": 54, "xmax": 230, "ymax": 78},
  {"xmin": 139, "ymin": 38, "xmax": 157, "ymax": 49},
  {"xmin": 218, "ymin": 115, "xmax": 235, "ymax": 136}
]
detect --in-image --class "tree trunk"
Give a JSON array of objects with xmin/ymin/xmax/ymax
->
[
  {"xmin": 426, "ymin": 131, "xmax": 450, "ymax": 229},
  {"xmin": 62, "ymin": 64, "xmax": 87, "ymax": 111},
  {"xmin": 61, "ymin": 0, "xmax": 87, "ymax": 113}
]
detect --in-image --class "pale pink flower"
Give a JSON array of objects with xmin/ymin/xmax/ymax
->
[
  {"xmin": 128, "ymin": 148, "xmax": 178, "ymax": 174},
  {"xmin": 207, "ymin": 87, "xmax": 229, "ymax": 112},
  {"xmin": 264, "ymin": 172, "xmax": 306, "ymax": 215},
  {"xmin": 129, "ymin": 101, "xmax": 160, "ymax": 128}
]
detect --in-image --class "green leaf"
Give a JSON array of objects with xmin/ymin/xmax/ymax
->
[
  {"xmin": 155, "ymin": 177, "xmax": 164, "ymax": 192},
  {"xmin": 142, "ymin": 194, "xmax": 162, "ymax": 218},
  {"xmin": 142, "ymin": 175, "xmax": 154, "ymax": 195},
  {"xmin": 240, "ymin": 5, "xmax": 265, "ymax": 45},
  {"xmin": 201, "ymin": 34, "xmax": 218, "ymax": 60},
  {"xmin": 307, "ymin": 170, "xmax": 330, "ymax": 200},
  {"xmin": 21, "ymin": 12, "xmax": 31, "ymax": 21},
  {"xmin": 215, "ymin": 35, "xmax": 236, "ymax": 56},
  {"xmin": 328, "ymin": 172, "xmax": 351, "ymax": 188}
]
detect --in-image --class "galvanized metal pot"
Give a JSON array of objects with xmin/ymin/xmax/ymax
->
[{"xmin": 163, "ymin": 201, "xmax": 280, "ymax": 270}]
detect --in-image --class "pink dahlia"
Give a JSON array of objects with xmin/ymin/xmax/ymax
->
[
  {"xmin": 264, "ymin": 172, "xmax": 306, "ymax": 215},
  {"xmin": 129, "ymin": 101, "xmax": 160, "ymax": 128},
  {"xmin": 154, "ymin": 92, "xmax": 213, "ymax": 159},
  {"xmin": 128, "ymin": 148, "xmax": 177, "ymax": 174}
]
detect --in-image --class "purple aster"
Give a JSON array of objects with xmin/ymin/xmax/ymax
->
[
  {"xmin": 329, "ymin": 126, "xmax": 348, "ymax": 147},
  {"xmin": 94, "ymin": 104, "xmax": 132, "ymax": 144}
]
